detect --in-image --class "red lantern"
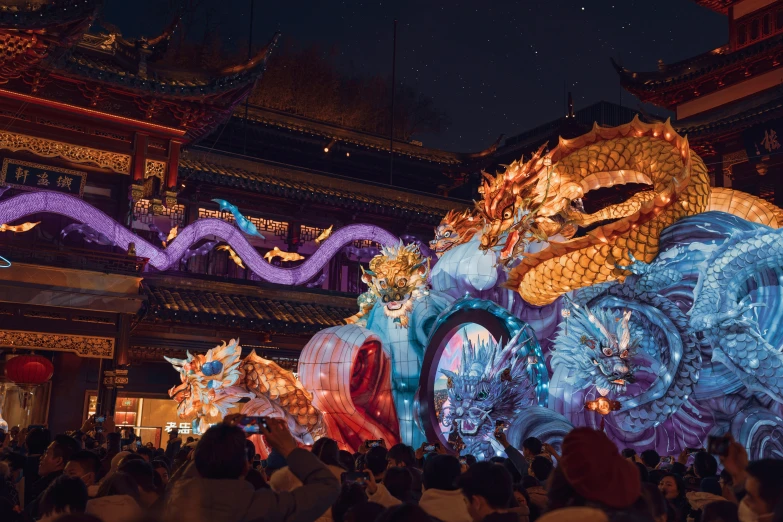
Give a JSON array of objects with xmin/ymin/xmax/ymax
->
[{"xmin": 5, "ymin": 354, "xmax": 54, "ymax": 385}]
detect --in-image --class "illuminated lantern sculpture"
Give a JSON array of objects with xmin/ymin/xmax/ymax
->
[
  {"xmin": 585, "ymin": 397, "xmax": 621, "ymax": 431},
  {"xmin": 4, "ymin": 353, "xmax": 54, "ymax": 428}
]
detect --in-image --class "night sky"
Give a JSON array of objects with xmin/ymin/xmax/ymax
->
[{"xmin": 106, "ymin": 0, "xmax": 727, "ymax": 152}]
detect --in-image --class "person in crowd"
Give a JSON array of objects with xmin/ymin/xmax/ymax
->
[
  {"xmin": 243, "ymin": 439, "xmax": 268, "ymax": 491},
  {"xmin": 98, "ymin": 433, "xmax": 121, "ymax": 479},
  {"xmin": 376, "ymin": 503, "xmax": 439, "ymax": 522},
  {"xmin": 658, "ymin": 473, "xmax": 689, "ymax": 522},
  {"xmin": 135, "ymin": 446, "xmax": 154, "ymax": 463},
  {"xmin": 700, "ymin": 500, "xmax": 739, "ymax": 522},
  {"xmin": 23, "ymin": 427, "xmax": 50, "ymax": 505},
  {"xmin": 338, "ymin": 450, "xmax": 355, "ymax": 473},
  {"xmin": 640, "ymin": 450, "xmax": 661, "ymax": 471},
  {"xmin": 635, "ymin": 462, "xmax": 650, "ymax": 484},
  {"xmin": 640, "ymin": 482, "xmax": 669, "ymax": 522},
  {"xmin": 739, "ymin": 459, "xmax": 783, "ymax": 521},
  {"xmin": 547, "ymin": 428, "xmax": 642, "ymax": 516},
  {"xmin": 164, "ymin": 416, "xmax": 340, "ymax": 522},
  {"xmin": 151, "ymin": 459, "xmax": 170, "ymax": 488},
  {"xmin": 37, "ymin": 475, "xmax": 88, "ymax": 522},
  {"xmin": 27, "ymin": 433, "xmax": 80, "ymax": 518},
  {"xmin": 693, "ymin": 451, "xmax": 719, "ymax": 481},
  {"xmin": 386, "ymin": 443, "xmax": 423, "ymax": 502},
  {"xmin": 163, "ymin": 429, "xmax": 181, "ymax": 462},
  {"xmin": 383, "ymin": 466, "xmax": 414, "ymax": 503},
  {"xmin": 511, "ymin": 484, "xmax": 534, "ymax": 522},
  {"xmin": 0, "ymin": 458, "xmax": 20, "ymax": 513},
  {"xmin": 529, "ymin": 456, "xmax": 554, "ymax": 485},
  {"xmin": 64, "ymin": 450, "xmax": 100, "ymax": 495},
  {"xmin": 622, "ymin": 448, "xmax": 637, "ymax": 460},
  {"xmin": 331, "ymin": 483, "xmax": 369, "ymax": 522},
  {"xmin": 364, "ymin": 464, "xmax": 402, "ymax": 508},
  {"xmin": 263, "ymin": 449, "xmax": 288, "ymax": 479},
  {"xmin": 342, "ymin": 501, "xmax": 385, "ymax": 522},
  {"xmin": 458, "ymin": 461, "xmax": 516, "ymax": 522},
  {"xmin": 117, "ymin": 459, "xmax": 161, "ymax": 511},
  {"xmin": 522, "ymin": 437, "xmax": 544, "ymax": 461},
  {"xmin": 86, "ymin": 471, "xmax": 144, "ymax": 522},
  {"xmin": 365, "ymin": 445, "xmax": 389, "ymax": 484},
  {"xmin": 419, "ymin": 454, "xmax": 472, "ymax": 522},
  {"xmin": 494, "ymin": 430, "xmax": 530, "ymax": 478}
]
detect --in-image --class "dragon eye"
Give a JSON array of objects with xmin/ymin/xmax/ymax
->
[
  {"xmin": 380, "ymin": 281, "xmax": 387, "ymax": 289},
  {"xmin": 444, "ymin": 231, "xmax": 451, "ymax": 237},
  {"xmin": 476, "ymin": 390, "xmax": 488, "ymax": 400},
  {"xmin": 456, "ymin": 395, "xmax": 462, "ymax": 402},
  {"xmin": 502, "ymin": 205, "xmax": 514, "ymax": 220},
  {"xmin": 620, "ymin": 350, "xmax": 629, "ymax": 359},
  {"xmin": 602, "ymin": 347, "xmax": 613, "ymax": 357},
  {"xmin": 397, "ymin": 278, "xmax": 407, "ymax": 287}
]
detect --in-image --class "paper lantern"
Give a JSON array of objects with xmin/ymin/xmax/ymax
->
[{"xmin": 5, "ymin": 354, "xmax": 54, "ymax": 385}]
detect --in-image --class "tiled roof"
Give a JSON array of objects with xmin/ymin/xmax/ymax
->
[
  {"xmin": 676, "ymin": 87, "xmax": 783, "ymax": 138},
  {"xmin": 691, "ymin": 0, "xmax": 735, "ymax": 15},
  {"xmin": 179, "ymin": 151, "xmax": 462, "ymax": 225},
  {"xmin": 143, "ymin": 282, "xmax": 355, "ymax": 334},
  {"xmin": 240, "ymin": 105, "xmax": 500, "ymax": 165},
  {"xmin": 614, "ymin": 34, "xmax": 783, "ymax": 98}
]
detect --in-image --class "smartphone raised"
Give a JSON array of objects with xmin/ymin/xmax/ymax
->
[
  {"xmin": 94, "ymin": 416, "xmax": 106, "ymax": 423},
  {"xmin": 365, "ymin": 439, "xmax": 384, "ymax": 448},
  {"xmin": 237, "ymin": 416, "xmax": 270, "ymax": 434},
  {"xmin": 424, "ymin": 442, "xmax": 440, "ymax": 452},
  {"xmin": 341, "ymin": 471, "xmax": 370, "ymax": 485}
]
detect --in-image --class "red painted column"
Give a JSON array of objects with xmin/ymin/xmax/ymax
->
[
  {"xmin": 132, "ymin": 133, "xmax": 149, "ymax": 182},
  {"xmin": 166, "ymin": 140, "xmax": 182, "ymax": 189}
]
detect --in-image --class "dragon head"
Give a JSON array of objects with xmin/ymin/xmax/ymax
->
[
  {"xmin": 430, "ymin": 209, "xmax": 481, "ymax": 257},
  {"xmin": 361, "ymin": 242, "xmax": 429, "ymax": 326},
  {"xmin": 166, "ymin": 339, "xmax": 245, "ymax": 433},
  {"xmin": 476, "ymin": 145, "xmax": 572, "ymax": 264},
  {"xmin": 552, "ymin": 305, "xmax": 640, "ymax": 396},
  {"xmin": 439, "ymin": 331, "xmax": 534, "ymax": 447}
]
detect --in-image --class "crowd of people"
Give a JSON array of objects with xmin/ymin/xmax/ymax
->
[{"xmin": 0, "ymin": 414, "xmax": 781, "ymax": 522}]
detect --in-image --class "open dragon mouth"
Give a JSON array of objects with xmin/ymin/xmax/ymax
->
[
  {"xmin": 499, "ymin": 230, "xmax": 519, "ymax": 261},
  {"xmin": 458, "ymin": 418, "xmax": 485, "ymax": 436},
  {"xmin": 386, "ymin": 301, "xmax": 403, "ymax": 310}
]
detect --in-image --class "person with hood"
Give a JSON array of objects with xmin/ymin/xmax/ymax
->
[
  {"xmin": 419, "ymin": 454, "xmax": 472, "ymax": 522},
  {"xmin": 163, "ymin": 416, "xmax": 340, "ymax": 522},
  {"xmin": 86, "ymin": 472, "xmax": 144, "ymax": 522},
  {"xmin": 546, "ymin": 428, "xmax": 643, "ymax": 518}
]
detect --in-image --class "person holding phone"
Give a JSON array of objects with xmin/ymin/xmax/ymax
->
[{"xmin": 163, "ymin": 415, "xmax": 340, "ymax": 522}]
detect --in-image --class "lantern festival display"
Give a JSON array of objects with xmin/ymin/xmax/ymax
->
[{"xmin": 2, "ymin": 117, "xmax": 782, "ymax": 458}]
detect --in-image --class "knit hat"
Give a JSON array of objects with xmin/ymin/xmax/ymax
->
[{"xmin": 558, "ymin": 428, "xmax": 641, "ymax": 508}]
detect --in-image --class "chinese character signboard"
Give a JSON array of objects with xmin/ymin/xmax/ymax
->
[
  {"xmin": 744, "ymin": 119, "xmax": 783, "ymax": 163},
  {"xmin": 0, "ymin": 158, "xmax": 87, "ymax": 197}
]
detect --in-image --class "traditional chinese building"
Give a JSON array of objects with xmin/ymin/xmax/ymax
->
[
  {"xmin": 0, "ymin": 1, "xmax": 485, "ymax": 438},
  {"xmin": 614, "ymin": 0, "xmax": 783, "ymax": 205}
]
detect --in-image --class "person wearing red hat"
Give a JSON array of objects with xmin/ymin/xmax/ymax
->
[{"xmin": 547, "ymin": 427, "xmax": 643, "ymax": 514}]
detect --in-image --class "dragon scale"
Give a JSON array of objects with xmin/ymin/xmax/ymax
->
[
  {"xmin": 497, "ymin": 118, "xmax": 711, "ymax": 306},
  {"xmin": 690, "ymin": 228, "xmax": 783, "ymax": 403}
]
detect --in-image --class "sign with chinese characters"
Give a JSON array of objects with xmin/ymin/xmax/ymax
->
[
  {"xmin": 0, "ymin": 158, "xmax": 87, "ymax": 197},
  {"xmin": 165, "ymin": 421, "xmax": 195, "ymax": 435},
  {"xmin": 744, "ymin": 119, "xmax": 783, "ymax": 163}
]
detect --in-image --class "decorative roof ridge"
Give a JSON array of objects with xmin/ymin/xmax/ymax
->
[
  {"xmin": 181, "ymin": 148, "xmax": 468, "ymax": 212},
  {"xmin": 676, "ymin": 85, "xmax": 783, "ymax": 136},
  {"xmin": 142, "ymin": 273, "xmax": 358, "ymax": 308},
  {"xmin": 239, "ymin": 103, "xmax": 497, "ymax": 164},
  {"xmin": 691, "ymin": 0, "xmax": 735, "ymax": 15},
  {"xmin": 0, "ymin": 0, "xmax": 101, "ymax": 29},
  {"xmin": 613, "ymin": 32, "xmax": 783, "ymax": 87}
]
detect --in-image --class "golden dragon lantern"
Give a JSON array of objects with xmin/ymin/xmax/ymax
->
[{"xmin": 475, "ymin": 116, "xmax": 781, "ymax": 306}]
